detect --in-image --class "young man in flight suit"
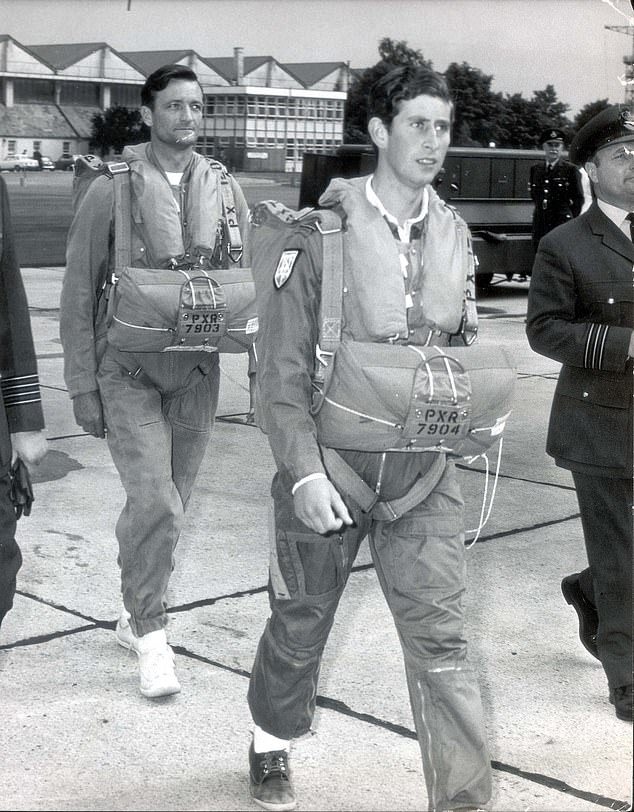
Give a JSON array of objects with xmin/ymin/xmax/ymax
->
[{"xmin": 247, "ymin": 65, "xmax": 491, "ymax": 812}]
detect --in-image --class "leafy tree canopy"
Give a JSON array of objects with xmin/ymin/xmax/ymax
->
[
  {"xmin": 345, "ymin": 38, "xmax": 604, "ymax": 150},
  {"xmin": 90, "ymin": 106, "xmax": 149, "ymax": 156},
  {"xmin": 574, "ymin": 99, "xmax": 610, "ymax": 131}
]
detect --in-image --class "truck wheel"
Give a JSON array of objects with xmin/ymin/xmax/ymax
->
[{"xmin": 476, "ymin": 273, "xmax": 493, "ymax": 290}]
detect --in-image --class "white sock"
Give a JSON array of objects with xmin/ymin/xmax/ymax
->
[{"xmin": 253, "ymin": 724, "xmax": 290, "ymax": 753}]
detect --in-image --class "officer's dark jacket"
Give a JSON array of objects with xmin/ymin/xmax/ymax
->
[
  {"xmin": 529, "ymin": 159, "xmax": 585, "ymax": 242},
  {"xmin": 526, "ymin": 203, "xmax": 633, "ymax": 478},
  {"xmin": 0, "ymin": 177, "xmax": 45, "ymax": 472}
]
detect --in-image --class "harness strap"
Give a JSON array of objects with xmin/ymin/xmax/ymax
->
[
  {"xmin": 320, "ymin": 446, "xmax": 446, "ymax": 522},
  {"xmin": 108, "ymin": 158, "xmax": 244, "ymax": 271},
  {"xmin": 309, "ymin": 209, "xmax": 343, "ymax": 385},
  {"xmin": 218, "ymin": 168, "xmax": 243, "ymax": 263},
  {"xmin": 105, "ymin": 162, "xmax": 132, "ymax": 276}
]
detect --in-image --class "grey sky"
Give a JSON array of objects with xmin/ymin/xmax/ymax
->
[{"xmin": 2, "ymin": 0, "xmax": 630, "ymax": 114}]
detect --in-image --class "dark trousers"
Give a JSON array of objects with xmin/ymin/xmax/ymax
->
[
  {"xmin": 0, "ymin": 470, "xmax": 21, "ymax": 628},
  {"xmin": 572, "ymin": 471, "xmax": 633, "ymax": 689}
]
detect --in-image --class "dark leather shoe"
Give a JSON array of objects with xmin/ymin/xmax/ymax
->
[
  {"xmin": 561, "ymin": 573, "xmax": 599, "ymax": 659},
  {"xmin": 610, "ymin": 685, "xmax": 633, "ymax": 722},
  {"xmin": 249, "ymin": 741, "xmax": 297, "ymax": 811}
]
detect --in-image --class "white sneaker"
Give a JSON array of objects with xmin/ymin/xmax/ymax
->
[
  {"xmin": 115, "ymin": 610, "xmax": 138, "ymax": 651},
  {"xmin": 137, "ymin": 631, "xmax": 181, "ymax": 699},
  {"xmin": 115, "ymin": 612, "xmax": 180, "ymax": 698}
]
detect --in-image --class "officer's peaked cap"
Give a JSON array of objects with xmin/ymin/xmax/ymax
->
[
  {"xmin": 540, "ymin": 127, "xmax": 565, "ymax": 144},
  {"xmin": 570, "ymin": 104, "xmax": 634, "ymax": 166}
]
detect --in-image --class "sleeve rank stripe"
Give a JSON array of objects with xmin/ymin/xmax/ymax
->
[
  {"xmin": 2, "ymin": 372, "xmax": 37, "ymax": 386},
  {"xmin": 3, "ymin": 396, "xmax": 42, "ymax": 407},
  {"xmin": 584, "ymin": 322, "xmax": 609, "ymax": 369},
  {"xmin": 1, "ymin": 375, "xmax": 42, "ymax": 407}
]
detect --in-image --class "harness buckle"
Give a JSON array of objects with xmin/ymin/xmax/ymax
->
[
  {"xmin": 103, "ymin": 161, "xmax": 130, "ymax": 178},
  {"xmin": 315, "ymin": 221, "xmax": 342, "ymax": 236},
  {"xmin": 315, "ymin": 344, "xmax": 333, "ymax": 367}
]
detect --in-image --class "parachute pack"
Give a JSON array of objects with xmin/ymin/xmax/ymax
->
[
  {"xmin": 73, "ymin": 154, "xmax": 257, "ymax": 354},
  {"xmin": 250, "ymin": 199, "xmax": 516, "ymax": 520}
]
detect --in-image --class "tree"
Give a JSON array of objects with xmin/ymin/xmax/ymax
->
[
  {"xmin": 529, "ymin": 84, "xmax": 573, "ymax": 143},
  {"xmin": 377, "ymin": 38, "xmax": 432, "ymax": 67},
  {"xmin": 491, "ymin": 85, "xmax": 577, "ymax": 149},
  {"xmin": 496, "ymin": 93, "xmax": 540, "ymax": 149},
  {"xmin": 444, "ymin": 62, "xmax": 506, "ymax": 147},
  {"xmin": 343, "ymin": 37, "xmax": 587, "ymax": 151},
  {"xmin": 344, "ymin": 37, "xmax": 432, "ymax": 143},
  {"xmin": 90, "ymin": 106, "xmax": 149, "ymax": 157},
  {"xmin": 574, "ymin": 99, "xmax": 610, "ymax": 133}
]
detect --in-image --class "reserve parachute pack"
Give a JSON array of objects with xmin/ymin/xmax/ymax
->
[
  {"xmin": 251, "ymin": 200, "xmax": 516, "ymax": 463},
  {"xmin": 73, "ymin": 154, "xmax": 257, "ymax": 354}
]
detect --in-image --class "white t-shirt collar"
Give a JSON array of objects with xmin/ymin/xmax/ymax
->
[{"xmin": 365, "ymin": 175, "xmax": 428, "ymax": 241}]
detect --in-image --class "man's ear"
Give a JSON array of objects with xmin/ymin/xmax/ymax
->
[
  {"xmin": 368, "ymin": 116, "xmax": 388, "ymax": 150},
  {"xmin": 584, "ymin": 160, "xmax": 598, "ymax": 184},
  {"xmin": 140, "ymin": 105, "xmax": 153, "ymax": 128}
]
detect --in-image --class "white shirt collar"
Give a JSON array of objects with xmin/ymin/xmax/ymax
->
[
  {"xmin": 365, "ymin": 175, "xmax": 428, "ymax": 240},
  {"xmin": 597, "ymin": 198, "xmax": 631, "ymax": 239}
]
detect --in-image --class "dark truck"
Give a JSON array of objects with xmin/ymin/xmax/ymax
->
[{"xmin": 298, "ymin": 144, "xmax": 539, "ymax": 289}]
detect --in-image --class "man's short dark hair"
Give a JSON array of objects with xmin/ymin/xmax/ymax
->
[
  {"xmin": 367, "ymin": 65, "xmax": 453, "ymax": 129},
  {"xmin": 141, "ymin": 64, "xmax": 202, "ymax": 109}
]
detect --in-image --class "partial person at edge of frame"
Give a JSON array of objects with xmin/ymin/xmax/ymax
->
[{"xmin": 0, "ymin": 173, "xmax": 48, "ymax": 631}]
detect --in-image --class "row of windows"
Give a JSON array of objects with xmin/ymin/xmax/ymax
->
[
  {"xmin": 5, "ymin": 139, "xmax": 71, "ymax": 155},
  {"xmin": 5, "ymin": 80, "xmax": 343, "ymax": 121},
  {"xmin": 204, "ymin": 94, "xmax": 344, "ymax": 119},
  {"xmin": 11, "ymin": 78, "xmax": 141, "ymax": 108},
  {"xmin": 198, "ymin": 135, "xmax": 339, "ymax": 148},
  {"xmin": 197, "ymin": 134, "xmax": 339, "ymax": 157}
]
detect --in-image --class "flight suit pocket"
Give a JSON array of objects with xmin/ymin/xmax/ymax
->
[
  {"xmin": 390, "ymin": 512, "xmax": 465, "ymax": 594},
  {"xmin": 269, "ymin": 512, "xmax": 345, "ymax": 602}
]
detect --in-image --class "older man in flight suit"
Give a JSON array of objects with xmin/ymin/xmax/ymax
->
[{"xmin": 60, "ymin": 64, "xmax": 250, "ymax": 700}]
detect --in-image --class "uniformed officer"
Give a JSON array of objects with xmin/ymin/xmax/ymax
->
[
  {"xmin": 526, "ymin": 105, "xmax": 634, "ymax": 723},
  {"xmin": 529, "ymin": 127, "xmax": 585, "ymax": 251},
  {"xmin": 0, "ymin": 175, "xmax": 48, "ymax": 628}
]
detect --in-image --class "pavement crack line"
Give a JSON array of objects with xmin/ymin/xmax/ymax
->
[{"xmin": 2, "ymin": 590, "xmax": 629, "ymax": 810}]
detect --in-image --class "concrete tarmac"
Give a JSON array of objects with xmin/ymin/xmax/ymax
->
[{"xmin": 0, "ymin": 265, "xmax": 632, "ymax": 812}]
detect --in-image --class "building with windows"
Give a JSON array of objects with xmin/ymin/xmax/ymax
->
[{"xmin": 0, "ymin": 35, "xmax": 351, "ymax": 171}]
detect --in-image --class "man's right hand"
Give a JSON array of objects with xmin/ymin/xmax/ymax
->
[
  {"xmin": 293, "ymin": 477, "xmax": 354, "ymax": 535},
  {"xmin": 72, "ymin": 391, "xmax": 106, "ymax": 438}
]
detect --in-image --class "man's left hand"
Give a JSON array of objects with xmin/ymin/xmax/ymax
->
[{"xmin": 10, "ymin": 430, "xmax": 48, "ymax": 467}]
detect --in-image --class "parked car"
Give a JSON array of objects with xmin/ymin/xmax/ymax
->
[
  {"xmin": 40, "ymin": 155, "xmax": 55, "ymax": 171},
  {"xmin": 0, "ymin": 154, "xmax": 40, "ymax": 171},
  {"xmin": 54, "ymin": 153, "xmax": 77, "ymax": 171}
]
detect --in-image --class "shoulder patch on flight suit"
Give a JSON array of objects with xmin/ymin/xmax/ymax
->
[{"xmin": 274, "ymin": 249, "xmax": 300, "ymax": 289}]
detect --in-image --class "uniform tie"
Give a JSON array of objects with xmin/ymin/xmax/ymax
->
[{"xmin": 627, "ymin": 212, "xmax": 634, "ymax": 242}]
